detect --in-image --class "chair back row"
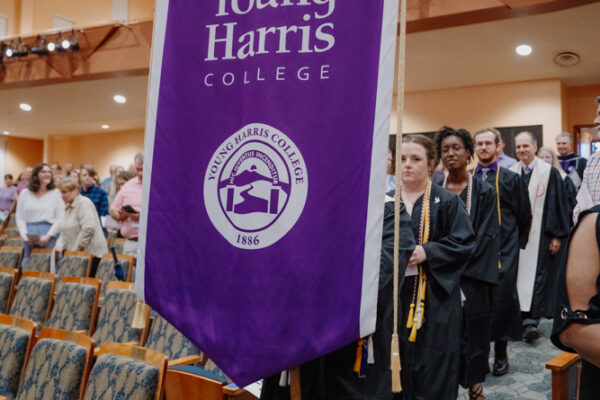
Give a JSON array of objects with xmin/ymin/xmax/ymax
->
[{"xmin": 0, "ymin": 320, "xmax": 167, "ymax": 400}]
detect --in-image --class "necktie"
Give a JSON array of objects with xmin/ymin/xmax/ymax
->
[{"xmin": 482, "ymin": 168, "xmax": 490, "ymax": 180}]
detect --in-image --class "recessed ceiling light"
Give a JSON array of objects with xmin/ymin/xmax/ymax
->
[
  {"xmin": 516, "ymin": 44, "xmax": 532, "ymax": 56},
  {"xmin": 19, "ymin": 103, "xmax": 32, "ymax": 112},
  {"xmin": 2, "ymin": 131, "xmax": 9, "ymax": 136},
  {"xmin": 101, "ymin": 124, "xmax": 110, "ymax": 129},
  {"xmin": 113, "ymin": 94, "xmax": 126, "ymax": 104}
]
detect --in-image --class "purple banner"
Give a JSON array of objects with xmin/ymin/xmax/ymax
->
[{"xmin": 138, "ymin": 0, "xmax": 398, "ymax": 386}]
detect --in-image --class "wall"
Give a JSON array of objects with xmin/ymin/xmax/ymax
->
[
  {"xmin": 47, "ymin": 128, "xmax": 144, "ymax": 179},
  {"xmin": 394, "ymin": 79, "xmax": 564, "ymax": 150},
  {"xmin": 566, "ymin": 83, "xmax": 600, "ymax": 130},
  {"xmin": 0, "ymin": 0, "xmax": 18, "ymax": 36},
  {"xmin": 5, "ymin": 136, "xmax": 44, "ymax": 177},
  {"xmin": 129, "ymin": 0, "xmax": 154, "ymax": 20}
]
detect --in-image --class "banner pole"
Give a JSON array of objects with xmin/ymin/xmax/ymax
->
[
  {"xmin": 391, "ymin": 0, "xmax": 407, "ymax": 394},
  {"xmin": 290, "ymin": 367, "xmax": 302, "ymax": 400}
]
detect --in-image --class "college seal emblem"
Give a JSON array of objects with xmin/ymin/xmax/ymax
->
[{"xmin": 204, "ymin": 123, "xmax": 308, "ymax": 249}]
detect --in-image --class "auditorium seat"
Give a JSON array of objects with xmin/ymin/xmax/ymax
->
[
  {"xmin": 112, "ymin": 238, "xmax": 125, "ymax": 255},
  {"xmin": 9, "ymin": 271, "xmax": 56, "ymax": 324},
  {"xmin": 45, "ymin": 277, "xmax": 100, "ymax": 334},
  {"xmin": 2, "ymin": 238, "xmax": 20, "ymax": 248},
  {"xmin": 24, "ymin": 249, "xmax": 52, "ymax": 273},
  {"xmin": 56, "ymin": 251, "xmax": 92, "ymax": 281},
  {"xmin": 0, "ymin": 267, "xmax": 17, "ymax": 313},
  {"xmin": 0, "ymin": 247, "xmax": 23, "ymax": 270},
  {"xmin": 92, "ymin": 281, "xmax": 149, "ymax": 349},
  {"xmin": 545, "ymin": 351, "xmax": 581, "ymax": 400},
  {"xmin": 165, "ymin": 365, "xmax": 254, "ymax": 400},
  {"xmin": 95, "ymin": 253, "xmax": 134, "ymax": 298},
  {"xmin": 13, "ymin": 328, "xmax": 93, "ymax": 400},
  {"xmin": 83, "ymin": 342, "xmax": 167, "ymax": 400},
  {"xmin": 0, "ymin": 314, "xmax": 36, "ymax": 400},
  {"xmin": 144, "ymin": 313, "xmax": 201, "ymax": 367}
]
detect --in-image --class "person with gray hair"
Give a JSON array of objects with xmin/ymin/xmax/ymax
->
[
  {"xmin": 109, "ymin": 152, "xmax": 144, "ymax": 257},
  {"xmin": 510, "ymin": 131, "xmax": 571, "ymax": 342},
  {"xmin": 556, "ymin": 132, "xmax": 587, "ymax": 188}
]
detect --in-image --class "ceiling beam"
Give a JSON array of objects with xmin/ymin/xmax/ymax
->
[{"xmin": 407, "ymin": 0, "xmax": 600, "ymax": 33}]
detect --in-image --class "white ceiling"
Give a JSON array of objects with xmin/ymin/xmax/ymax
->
[
  {"xmin": 1, "ymin": 2, "xmax": 599, "ymax": 139},
  {"xmin": 405, "ymin": 2, "xmax": 600, "ymax": 92},
  {"xmin": 0, "ymin": 75, "xmax": 148, "ymax": 139}
]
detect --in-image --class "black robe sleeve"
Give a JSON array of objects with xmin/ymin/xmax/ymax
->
[
  {"xmin": 564, "ymin": 176, "xmax": 577, "ymax": 224},
  {"xmin": 516, "ymin": 174, "xmax": 533, "ymax": 249},
  {"xmin": 422, "ymin": 188, "xmax": 475, "ymax": 295},
  {"xmin": 544, "ymin": 168, "xmax": 572, "ymax": 240},
  {"xmin": 463, "ymin": 178, "xmax": 500, "ymax": 284}
]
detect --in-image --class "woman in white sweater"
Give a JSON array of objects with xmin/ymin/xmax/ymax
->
[{"xmin": 16, "ymin": 163, "xmax": 64, "ymax": 268}]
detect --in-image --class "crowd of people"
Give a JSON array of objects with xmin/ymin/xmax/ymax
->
[
  {"xmin": 261, "ymin": 97, "xmax": 600, "ymax": 400},
  {"xmin": 0, "ymin": 153, "xmax": 144, "ymax": 273}
]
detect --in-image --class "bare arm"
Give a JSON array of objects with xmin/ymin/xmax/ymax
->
[{"xmin": 559, "ymin": 212, "xmax": 600, "ymax": 367}]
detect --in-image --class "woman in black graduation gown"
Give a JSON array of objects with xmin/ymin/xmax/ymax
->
[
  {"xmin": 552, "ymin": 205, "xmax": 600, "ymax": 400},
  {"xmin": 398, "ymin": 134, "xmax": 475, "ymax": 400},
  {"xmin": 260, "ymin": 193, "xmax": 416, "ymax": 400},
  {"xmin": 436, "ymin": 127, "xmax": 499, "ymax": 400}
]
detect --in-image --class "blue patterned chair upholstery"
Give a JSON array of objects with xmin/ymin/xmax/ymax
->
[
  {"xmin": 145, "ymin": 314, "xmax": 199, "ymax": 361},
  {"xmin": 92, "ymin": 289, "xmax": 142, "ymax": 346},
  {"xmin": 0, "ymin": 325, "xmax": 31, "ymax": 399},
  {"xmin": 57, "ymin": 255, "xmax": 89, "ymax": 280},
  {"xmin": 83, "ymin": 353, "xmax": 159, "ymax": 400},
  {"xmin": 9, "ymin": 277, "xmax": 53, "ymax": 324},
  {"xmin": 96, "ymin": 258, "xmax": 132, "ymax": 298},
  {"xmin": 15, "ymin": 338, "xmax": 87, "ymax": 400},
  {"xmin": 0, "ymin": 251, "xmax": 20, "ymax": 269},
  {"xmin": 3, "ymin": 238, "xmax": 21, "ymax": 248},
  {"xmin": 4, "ymin": 229, "xmax": 18, "ymax": 238},
  {"xmin": 203, "ymin": 359, "xmax": 232, "ymax": 384},
  {"xmin": 24, "ymin": 252, "xmax": 51, "ymax": 273},
  {"xmin": 5, "ymin": 215, "xmax": 15, "ymax": 228},
  {"xmin": 45, "ymin": 282, "xmax": 97, "ymax": 333},
  {"xmin": 0, "ymin": 271, "xmax": 14, "ymax": 313}
]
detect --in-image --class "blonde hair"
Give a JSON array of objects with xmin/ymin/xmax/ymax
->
[
  {"xmin": 60, "ymin": 177, "xmax": 79, "ymax": 192},
  {"xmin": 538, "ymin": 146, "xmax": 563, "ymax": 173}
]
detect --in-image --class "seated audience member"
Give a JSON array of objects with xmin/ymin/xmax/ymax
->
[
  {"xmin": 552, "ymin": 205, "xmax": 600, "ymax": 400},
  {"xmin": 0, "ymin": 174, "xmax": 17, "ymax": 215},
  {"xmin": 101, "ymin": 164, "xmax": 117, "ymax": 194},
  {"xmin": 16, "ymin": 164, "xmax": 64, "ymax": 267},
  {"xmin": 16, "ymin": 167, "xmax": 32, "ymax": 194},
  {"xmin": 55, "ymin": 178, "xmax": 108, "ymax": 276},
  {"xmin": 109, "ymin": 170, "xmax": 131, "ymax": 204},
  {"xmin": 70, "ymin": 169, "xmax": 80, "ymax": 185},
  {"xmin": 80, "ymin": 165, "xmax": 109, "ymax": 219},
  {"xmin": 63, "ymin": 162, "xmax": 73, "ymax": 178},
  {"xmin": 50, "ymin": 162, "xmax": 62, "ymax": 177},
  {"xmin": 109, "ymin": 152, "xmax": 143, "ymax": 257}
]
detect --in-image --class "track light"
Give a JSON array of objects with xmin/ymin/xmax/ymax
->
[
  {"xmin": 31, "ymin": 36, "xmax": 49, "ymax": 55},
  {"xmin": 4, "ymin": 39, "xmax": 28, "ymax": 58}
]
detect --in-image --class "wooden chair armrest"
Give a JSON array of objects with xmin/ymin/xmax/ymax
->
[
  {"xmin": 167, "ymin": 355, "xmax": 202, "ymax": 367},
  {"xmin": 0, "ymin": 395, "xmax": 7, "ymax": 400},
  {"xmin": 546, "ymin": 352, "xmax": 581, "ymax": 372},
  {"xmin": 223, "ymin": 384, "xmax": 245, "ymax": 395}
]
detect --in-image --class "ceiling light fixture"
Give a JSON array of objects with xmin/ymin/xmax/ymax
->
[
  {"xmin": 101, "ymin": 124, "xmax": 110, "ymax": 129},
  {"xmin": 2, "ymin": 131, "xmax": 9, "ymax": 136},
  {"xmin": 4, "ymin": 39, "xmax": 28, "ymax": 58},
  {"xmin": 516, "ymin": 44, "xmax": 532, "ymax": 56},
  {"xmin": 31, "ymin": 36, "xmax": 49, "ymax": 55},
  {"xmin": 113, "ymin": 95, "xmax": 127, "ymax": 104},
  {"xmin": 19, "ymin": 103, "xmax": 32, "ymax": 112}
]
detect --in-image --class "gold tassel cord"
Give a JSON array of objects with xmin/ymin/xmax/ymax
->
[{"xmin": 391, "ymin": 0, "xmax": 407, "ymax": 393}]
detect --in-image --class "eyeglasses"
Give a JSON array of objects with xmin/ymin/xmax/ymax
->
[{"xmin": 441, "ymin": 145, "xmax": 465, "ymax": 154}]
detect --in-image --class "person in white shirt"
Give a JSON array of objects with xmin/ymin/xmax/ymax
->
[{"xmin": 16, "ymin": 163, "xmax": 64, "ymax": 268}]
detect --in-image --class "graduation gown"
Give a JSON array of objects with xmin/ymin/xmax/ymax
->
[
  {"xmin": 552, "ymin": 205, "xmax": 600, "ymax": 400},
  {"xmin": 475, "ymin": 166, "xmax": 531, "ymax": 341},
  {"xmin": 317, "ymin": 199, "xmax": 415, "ymax": 400},
  {"xmin": 261, "ymin": 199, "xmax": 415, "ymax": 400},
  {"xmin": 512, "ymin": 163, "xmax": 571, "ymax": 320},
  {"xmin": 399, "ymin": 183, "xmax": 475, "ymax": 400},
  {"xmin": 457, "ymin": 177, "xmax": 499, "ymax": 387}
]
